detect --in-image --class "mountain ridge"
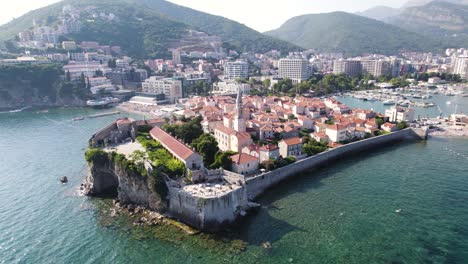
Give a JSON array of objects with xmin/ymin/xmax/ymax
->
[
  {"xmin": 387, "ymin": 1, "xmax": 468, "ymax": 46},
  {"xmin": 403, "ymin": 0, "xmax": 468, "ymax": 8},
  {"xmin": 0, "ymin": 0, "xmax": 300, "ymax": 58},
  {"xmin": 355, "ymin": 6, "xmax": 402, "ymax": 21},
  {"xmin": 265, "ymin": 11, "xmax": 444, "ymax": 56}
]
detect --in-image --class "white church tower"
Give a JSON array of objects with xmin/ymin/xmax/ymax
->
[{"xmin": 233, "ymin": 89, "xmax": 246, "ymax": 132}]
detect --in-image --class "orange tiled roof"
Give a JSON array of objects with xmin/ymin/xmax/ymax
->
[
  {"xmin": 281, "ymin": 137, "xmax": 302, "ymax": 145},
  {"xmin": 327, "ymin": 123, "xmax": 347, "ymax": 131},
  {"xmin": 231, "ymin": 153, "xmax": 258, "ymax": 164},
  {"xmin": 150, "ymin": 127, "xmax": 195, "ymax": 160},
  {"xmin": 383, "ymin": 122, "xmax": 396, "ymax": 128},
  {"xmin": 259, "ymin": 144, "xmax": 279, "ymax": 151},
  {"xmin": 215, "ymin": 125, "xmax": 236, "ymax": 135}
]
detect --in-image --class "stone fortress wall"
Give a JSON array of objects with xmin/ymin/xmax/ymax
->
[
  {"xmin": 86, "ymin": 119, "xmax": 427, "ymax": 231},
  {"xmin": 167, "ymin": 183, "xmax": 248, "ymax": 232},
  {"xmin": 245, "ymin": 128, "xmax": 427, "ymax": 200}
]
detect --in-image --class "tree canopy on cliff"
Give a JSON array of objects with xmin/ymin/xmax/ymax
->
[
  {"xmin": 163, "ymin": 116, "xmax": 204, "ymax": 144},
  {"xmin": 190, "ymin": 133, "xmax": 219, "ymax": 167}
]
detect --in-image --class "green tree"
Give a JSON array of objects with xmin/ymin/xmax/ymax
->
[
  {"xmin": 94, "ymin": 70, "xmax": 103, "ymax": 77},
  {"xmin": 390, "ymin": 78, "xmax": 410, "ymax": 87},
  {"xmin": 108, "ymin": 59, "xmax": 117, "ymax": 68},
  {"xmin": 66, "ymin": 70, "xmax": 71, "ymax": 82},
  {"xmin": 397, "ymin": 121, "xmax": 408, "ymax": 130},
  {"xmin": 163, "ymin": 116, "xmax": 204, "ymax": 144},
  {"xmin": 376, "ymin": 116, "xmax": 384, "ymax": 127},
  {"xmin": 303, "ymin": 139, "xmax": 328, "ymax": 156},
  {"xmin": 210, "ymin": 151, "xmax": 236, "ymax": 170},
  {"xmin": 79, "ymin": 73, "xmax": 86, "ymax": 89},
  {"xmin": 260, "ymin": 159, "xmax": 277, "ymax": 171},
  {"xmin": 297, "ymin": 81, "xmax": 311, "ymax": 94},
  {"xmin": 190, "ymin": 134, "xmax": 219, "ymax": 166}
]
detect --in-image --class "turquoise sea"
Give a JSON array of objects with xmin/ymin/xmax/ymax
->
[{"xmin": 0, "ymin": 101, "xmax": 467, "ymax": 263}]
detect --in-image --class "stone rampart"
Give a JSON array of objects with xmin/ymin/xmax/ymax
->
[
  {"xmin": 246, "ymin": 128, "xmax": 420, "ymax": 200},
  {"xmin": 167, "ymin": 185, "xmax": 248, "ymax": 232}
]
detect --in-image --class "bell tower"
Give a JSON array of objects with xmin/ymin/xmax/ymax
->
[{"xmin": 233, "ymin": 89, "xmax": 246, "ymax": 132}]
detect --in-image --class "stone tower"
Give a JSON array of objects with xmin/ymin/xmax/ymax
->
[{"xmin": 233, "ymin": 89, "xmax": 246, "ymax": 132}]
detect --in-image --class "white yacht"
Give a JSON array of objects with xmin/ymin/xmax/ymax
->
[{"xmin": 86, "ymin": 97, "xmax": 119, "ymax": 108}]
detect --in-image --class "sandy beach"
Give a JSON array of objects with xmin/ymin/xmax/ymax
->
[{"xmin": 116, "ymin": 102, "xmax": 159, "ymax": 117}]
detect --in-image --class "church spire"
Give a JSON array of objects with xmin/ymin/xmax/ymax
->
[
  {"xmin": 233, "ymin": 88, "xmax": 245, "ymax": 132},
  {"xmin": 236, "ymin": 89, "xmax": 243, "ymax": 118}
]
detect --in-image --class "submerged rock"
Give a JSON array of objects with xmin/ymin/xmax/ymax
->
[
  {"xmin": 262, "ymin": 241, "xmax": 272, "ymax": 249},
  {"xmin": 59, "ymin": 176, "xmax": 68, "ymax": 183}
]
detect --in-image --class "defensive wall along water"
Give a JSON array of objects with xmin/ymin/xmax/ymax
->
[{"xmin": 245, "ymin": 128, "xmax": 427, "ymax": 200}]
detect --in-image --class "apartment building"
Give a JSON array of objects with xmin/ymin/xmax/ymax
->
[
  {"xmin": 142, "ymin": 77, "xmax": 183, "ymax": 103},
  {"xmin": 452, "ymin": 56, "xmax": 468, "ymax": 79},
  {"xmin": 224, "ymin": 60, "xmax": 249, "ymax": 80},
  {"xmin": 278, "ymin": 58, "xmax": 311, "ymax": 84}
]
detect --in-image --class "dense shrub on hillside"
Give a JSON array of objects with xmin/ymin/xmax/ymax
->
[
  {"xmin": 137, "ymin": 133, "xmax": 185, "ymax": 179},
  {"xmin": 85, "ymin": 148, "xmax": 108, "ymax": 164},
  {"xmin": 0, "ymin": 64, "xmax": 89, "ymax": 103}
]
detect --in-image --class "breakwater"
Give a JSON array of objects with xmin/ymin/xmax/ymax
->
[{"xmin": 246, "ymin": 128, "xmax": 426, "ymax": 200}]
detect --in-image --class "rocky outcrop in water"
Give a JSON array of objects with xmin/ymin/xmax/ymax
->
[{"xmin": 84, "ymin": 152, "xmax": 168, "ymax": 212}]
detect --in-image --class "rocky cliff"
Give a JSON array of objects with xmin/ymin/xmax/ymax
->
[
  {"xmin": 388, "ymin": 1, "xmax": 468, "ymax": 46},
  {"xmin": 83, "ymin": 148, "xmax": 255, "ymax": 232},
  {"xmin": 0, "ymin": 90, "xmax": 86, "ymax": 110},
  {"xmin": 397, "ymin": 2, "xmax": 467, "ymax": 31},
  {"xmin": 0, "ymin": 64, "xmax": 88, "ymax": 110},
  {"xmin": 84, "ymin": 151, "xmax": 168, "ymax": 212}
]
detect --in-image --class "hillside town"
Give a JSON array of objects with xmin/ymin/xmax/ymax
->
[
  {"xmin": 1, "ymin": 4, "xmax": 467, "ymax": 111},
  {"xmin": 2, "ymin": 0, "xmax": 468, "ymax": 262},
  {"xmin": 92, "ymin": 88, "xmax": 417, "ymax": 178}
]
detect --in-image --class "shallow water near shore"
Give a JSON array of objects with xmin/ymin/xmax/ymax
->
[{"xmin": 1, "ymin": 108, "xmax": 468, "ymax": 263}]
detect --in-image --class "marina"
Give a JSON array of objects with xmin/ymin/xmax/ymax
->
[
  {"xmin": 344, "ymin": 83, "xmax": 467, "ymax": 108},
  {"xmin": 340, "ymin": 84, "xmax": 468, "ymax": 119}
]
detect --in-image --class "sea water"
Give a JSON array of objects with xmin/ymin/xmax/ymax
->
[{"xmin": 0, "ymin": 106, "xmax": 467, "ymax": 263}]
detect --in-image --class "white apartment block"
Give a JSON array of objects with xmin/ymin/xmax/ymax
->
[
  {"xmin": 116, "ymin": 59, "xmax": 130, "ymax": 69},
  {"xmin": 63, "ymin": 62, "xmax": 111, "ymax": 80},
  {"xmin": 62, "ymin": 41, "xmax": 77, "ymax": 50},
  {"xmin": 333, "ymin": 60, "xmax": 362, "ymax": 76},
  {"xmin": 224, "ymin": 61, "xmax": 249, "ymax": 80},
  {"xmin": 18, "ymin": 31, "xmax": 33, "ymax": 42},
  {"xmin": 34, "ymin": 27, "xmax": 57, "ymax": 44},
  {"xmin": 452, "ymin": 56, "xmax": 468, "ymax": 79},
  {"xmin": 213, "ymin": 82, "xmax": 251, "ymax": 95},
  {"xmin": 278, "ymin": 58, "xmax": 311, "ymax": 83},
  {"xmin": 142, "ymin": 77, "xmax": 183, "ymax": 103},
  {"xmin": 385, "ymin": 106, "xmax": 415, "ymax": 122},
  {"xmin": 361, "ymin": 60, "xmax": 391, "ymax": 77}
]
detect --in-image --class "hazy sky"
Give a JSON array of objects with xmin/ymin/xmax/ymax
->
[{"xmin": 0, "ymin": 0, "xmax": 408, "ymax": 32}]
